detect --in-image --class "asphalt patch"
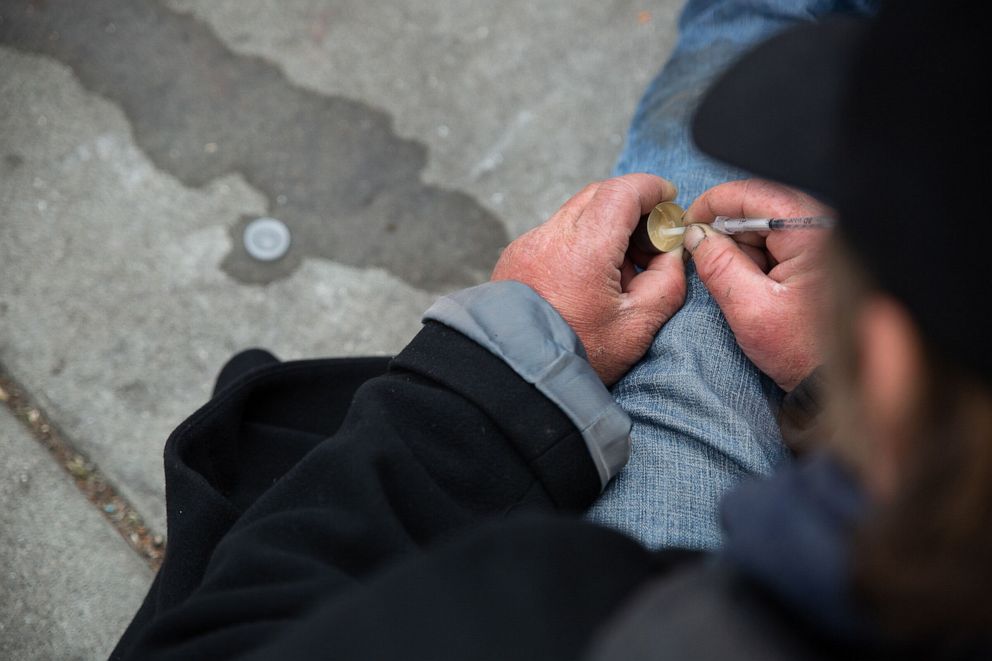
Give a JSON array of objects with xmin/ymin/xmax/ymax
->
[{"xmin": 1, "ymin": 0, "xmax": 508, "ymax": 290}]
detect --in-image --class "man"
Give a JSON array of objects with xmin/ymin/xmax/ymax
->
[{"xmin": 113, "ymin": 0, "xmax": 990, "ymax": 658}]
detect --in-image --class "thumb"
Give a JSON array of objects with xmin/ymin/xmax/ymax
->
[
  {"xmin": 625, "ymin": 247, "xmax": 688, "ymax": 323},
  {"xmin": 683, "ymin": 224, "xmax": 766, "ymax": 308}
]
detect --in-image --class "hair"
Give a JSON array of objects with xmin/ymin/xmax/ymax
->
[{"xmin": 827, "ymin": 241, "xmax": 992, "ymax": 644}]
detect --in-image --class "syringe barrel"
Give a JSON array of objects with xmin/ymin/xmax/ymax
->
[
  {"xmin": 713, "ymin": 217, "xmax": 771, "ymax": 233},
  {"xmin": 713, "ymin": 215, "xmax": 835, "ymax": 233},
  {"xmin": 767, "ymin": 216, "xmax": 836, "ymax": 230}
]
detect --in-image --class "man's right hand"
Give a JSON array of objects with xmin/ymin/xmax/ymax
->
[{"xmin": 682, "ymin": 179, "xmax": 832, "ymax": 392}]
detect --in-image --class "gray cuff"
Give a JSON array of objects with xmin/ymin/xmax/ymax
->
[{"xmin": 423, "ymin": 280, "xmax": 631, "ymax": 489}]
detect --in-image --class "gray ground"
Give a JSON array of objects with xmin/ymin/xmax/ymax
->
[
  {"xmin": 0, "ymin": 0, "xmax": 680, "ymax": 655},
  {"xmin": 0, "ymin": 406, "xmax": 152, "ymax": 660}
]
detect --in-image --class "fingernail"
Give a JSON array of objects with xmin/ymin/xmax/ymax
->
[{"xmin": 683, "ymin": 224, "xmax": 706, "ymax": 253}]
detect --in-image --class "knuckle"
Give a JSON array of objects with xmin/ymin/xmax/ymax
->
[
  {"xmin": 579, "ymin": 181, "xmax": 601, "ymax": 197},
  {"xmin": 597, "ymin": 177, "xmax": 640, "ymax": 204},
  {"xmin": 596, "ymin": 177, "xmax": 640, "ymax": 209}
]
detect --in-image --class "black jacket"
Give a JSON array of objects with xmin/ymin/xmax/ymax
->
[
  {"xmin": 112, "ymin": 319, "xmax": 960, "ymax": 660},
  {"xmin": 112, "ymin": 321, "xmax": 657, "ymax": 659}
]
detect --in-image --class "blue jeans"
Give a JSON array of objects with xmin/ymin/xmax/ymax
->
[{"xmin": 586, "ymin": 0, "xmax": 877, "ymax": 550}]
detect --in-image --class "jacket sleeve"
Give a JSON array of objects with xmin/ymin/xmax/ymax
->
[{"xmin": 115, "ymin": 282, "xmax": 633, "ymax": 660}]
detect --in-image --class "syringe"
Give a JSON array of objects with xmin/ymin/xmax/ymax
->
[
  {"xmin": 634, "ymin": 202, "xmax": 835, "ymax": 254},
  {"xmin": 710, "ymin": 215, "xmax": 835, "ymax": 234},
  {"xmin": 656, "ymin": 215, "xmax": 835, "ymax": 238}
]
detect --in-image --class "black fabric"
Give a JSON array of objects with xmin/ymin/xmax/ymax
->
[
  {"xmin": 720, "ymin": 454, "xmax": 872, "ymax": 646},
  {"xmin": 116, "ymin": 351, "xmax": 394, "ymax": 656},
  {"xmin": 590, "ymin": 456, "xmax": 989, "ymax": 661},
  {"xmin": 691, "ymin": 17, "xmax": 867, "ymax": 207},
  {"xmin": 690, "ymin": 1, "xmax": 992, "ymax": 385},
  {"xmin": 212, "ymin": 348, "xmax": 284, "ymax": 396},
  {"xmin": 588, "ymin": 560, "xmax": 973, "ymax": 661},
  {"xmin": 589, "ymin": 562, "xmax": 850, "ymax": 661},
  {"xmin": 836, "ymin": 0, "xmax": 991, "ymax": 384},
  {"xmin": 113, "ymin": 321, "xmax": 979, "ymax": 659},
  {"xmin": 113, "ymin": 321, "xmax": 607, "ymax": 659},
  {"xmin": 237, "ymin": 517, "xmax": 671, "ymax": 661}
]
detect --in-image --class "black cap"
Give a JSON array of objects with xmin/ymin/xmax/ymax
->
[{"xmin": 691, "ymin": 1, "xmax": 992, "ymax": 382}]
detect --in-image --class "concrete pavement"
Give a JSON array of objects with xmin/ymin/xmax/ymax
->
[
  {"xmin": 0, "ymin": 405, "xmax": 152, "ymax": 660},
  {"xmin": 0, "ymin": 0, "xmax": 681, "ymax": 655}
]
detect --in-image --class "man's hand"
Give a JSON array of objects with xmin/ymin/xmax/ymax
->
[
  {"xmin": 683, "ymin": 179, "xmax": 831, "ymax": 392},
  {"xmin": 492, "ymin": 174, "xmax": 687, "ymax": 385}
]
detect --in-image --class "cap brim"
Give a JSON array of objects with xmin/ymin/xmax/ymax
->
[{"xmin": 691, "ymin": 17, "xmax": 870, "ymax": 205}]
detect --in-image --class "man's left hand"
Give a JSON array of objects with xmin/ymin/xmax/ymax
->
[{"xmin": 492, "ymin": 174, "xmax": 687, "ymax": 385}]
